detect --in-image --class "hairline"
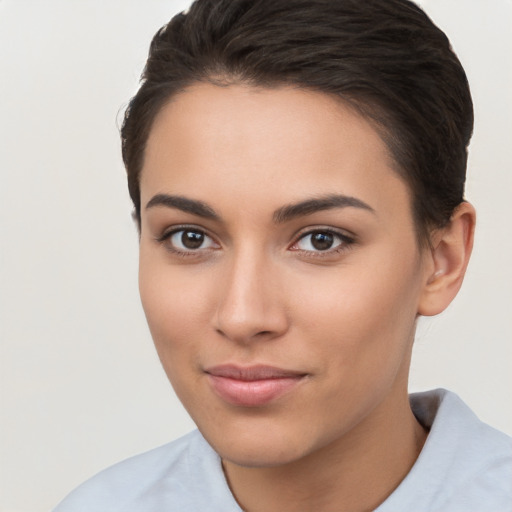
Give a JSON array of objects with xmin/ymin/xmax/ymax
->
[{"xmin": 134, "ymin": 76, "xmax": 433, "ymax": 248}]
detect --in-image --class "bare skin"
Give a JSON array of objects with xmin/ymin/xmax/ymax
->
[
  {"xmin": 222, "ymin": 374, "xmax": 427, "ymax": 511},
  {"xmin": 138, "ymin": 83, "xmax": 474, "ymax": 511}
]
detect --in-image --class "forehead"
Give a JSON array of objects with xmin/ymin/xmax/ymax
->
[{"xmin": 141, "ymin": 83, "xmax": 412, "ymax": 222}]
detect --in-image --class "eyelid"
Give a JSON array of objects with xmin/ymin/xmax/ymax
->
[
  {"xmin": 291, "ymin": 225, "xmax": 356, "ymax": 243},
  {"xmin": 156, "ymin": 224, "xmax": 212, "ymax": 241},
  {"xmin": 289, "ymin": 226, "xmax": 356, "ymax": 254},
  {"xmin": 156, "ymin": 224, "xmax": 221, "ymax": 254},
  {"xmin": 155, "ymin": 224, "xmax": 355, "ymax": 257}
]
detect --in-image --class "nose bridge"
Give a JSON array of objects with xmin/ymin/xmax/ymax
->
[{"xmin": 214, "ymin": 244, "xmax": 287, "ymax": 343}]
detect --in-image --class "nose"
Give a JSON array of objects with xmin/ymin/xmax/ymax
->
[{"xmin": 213, "ymin": 250, "xmax": 289, "ymax": 344}]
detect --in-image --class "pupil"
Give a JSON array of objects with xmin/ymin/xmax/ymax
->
[
  {"xmin": 311, "ymin": 232, "xmax": 333, "ymax": 251},
  {"xmin": 182, "ymin": 231, "xmax": 204, "ymax": 249}
]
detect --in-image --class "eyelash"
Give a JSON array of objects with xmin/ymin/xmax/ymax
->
[
  {"xmin": 156, "ymin": 225, "xmax": 355, "ymax": 258},
  {"xmin": 156, "ymin": 225, "xmax": 219, "ymax": 258},
  {"xmin": 289, "ymin": 228, "xmax": 355, "ymax": 257}
]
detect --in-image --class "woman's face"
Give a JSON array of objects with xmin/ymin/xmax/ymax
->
[{"xmin": 138, "ymin": 83, "xmax": 431, "ymax": 467}]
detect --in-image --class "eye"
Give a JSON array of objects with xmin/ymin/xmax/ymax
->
[
  {"xmin": 292, "ymin": 230, "xmax": 351, "ymax": 253},
  {"xmin": 164, "ymin": 228, "xmax": 218, "ymax": 252}
]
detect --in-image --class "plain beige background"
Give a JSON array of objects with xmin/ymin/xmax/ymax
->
[{"xmin": 0, "ymin": 1, "xmax": 511, "ymax": 510}]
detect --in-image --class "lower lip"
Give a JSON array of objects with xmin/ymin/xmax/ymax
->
[{"xmin": 207, "ymin": 374, "xmax": 304, "ymax": 407}]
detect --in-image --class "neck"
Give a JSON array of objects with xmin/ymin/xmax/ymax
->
[{"xmin": 222, "ymin": 388, "xmax": 427, "ymax": 512}]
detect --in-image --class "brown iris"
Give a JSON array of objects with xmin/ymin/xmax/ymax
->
[
  {"xmin": 310, "ymin": 232, "xmax": 334, "ymax": 251},
  {"xmin": 182, "ymin": 230, "xmax": 204, "ymax": 249}
]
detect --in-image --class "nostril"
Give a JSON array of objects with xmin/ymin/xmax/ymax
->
[
  {"xmin": 255, "ymin": 330, "xmax": 272, "ymax": 337},
  {"xmin": 215, "ymin": 328, "xmax": 274, "ymax": 339}
]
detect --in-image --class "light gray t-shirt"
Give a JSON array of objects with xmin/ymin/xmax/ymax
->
[{"xmin": 53, "ymin": 389, "xmax": 512, "ymax": 511}]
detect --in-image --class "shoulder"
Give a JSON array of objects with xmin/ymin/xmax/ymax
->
[
  {"xmin": 432, "ymin": 389, "xmax": 512, "ymax": 509},
  {"xmin": 378, "ymin": 389, "xmax": 512, "ymax": 512},
  {"xmin": 411, "ymin": 388, "xmax": 512, "ymax": 465},
  {"xmin": 52, "ymin": 429, "xmax": 239, "ymax": 512}
]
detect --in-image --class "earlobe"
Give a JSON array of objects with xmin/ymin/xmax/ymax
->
[{"xmin": 418, "ymin": 202, "xmax": 476, "ymax": 317}]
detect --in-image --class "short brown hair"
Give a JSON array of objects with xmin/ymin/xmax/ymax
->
[{"xmin": 121, "ymin": 0, "xmax": 473, "ymax": 243}]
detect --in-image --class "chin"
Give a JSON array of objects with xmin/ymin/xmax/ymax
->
[
  {"xmin": 218, "ymin": 442, "xmax": 307, "ymax": 469},
  {"xmin": 198, "ymin": 417, "xmax": 319, "ymax": 469}
]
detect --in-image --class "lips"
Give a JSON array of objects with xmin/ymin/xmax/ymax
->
[{"xmin": 205, "ymin": 364, "xmax": 307, "ymax": 407}]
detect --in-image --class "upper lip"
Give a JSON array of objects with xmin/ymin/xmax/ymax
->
[{"xmin": 204, "ymin": 364, "xmax": 307, "ymax": 381}]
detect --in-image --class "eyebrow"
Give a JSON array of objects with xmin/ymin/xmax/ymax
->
[
  {"xmin": 145, "ymin": 193, "xmax": 375, "ymax": 223},
  {"xmin": 145, "ymin": 194, "xmax": 220, "ymax": 220},
  {"xmin": 273, "ymin": 194, "xmax": 375, "ymax": 223}
]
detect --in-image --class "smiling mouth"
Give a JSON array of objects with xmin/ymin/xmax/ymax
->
[{"xmin": 204, "ymin": 364, "xmax": 307, "ymax": 407}]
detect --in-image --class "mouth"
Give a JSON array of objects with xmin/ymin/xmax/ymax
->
[{"xmin": 204, "ymin": 364, "xmax": 308, "ymax": 407}]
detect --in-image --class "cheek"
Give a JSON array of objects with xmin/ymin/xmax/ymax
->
[
  {"xmin": 138, "ymin": 256, "xmax": 215, "ymax": 411},
  {"xmin": 290, "ymin": 252, "xmax": 422, "ymax": 366},
  {"xmin": 138, "ymin": 250, "xmax": 210, "ymax": 355}
]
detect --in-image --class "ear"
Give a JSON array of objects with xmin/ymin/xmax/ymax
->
[{"xmin": 418, "ymin": 202, "xmax": 476, "ymax": 317}]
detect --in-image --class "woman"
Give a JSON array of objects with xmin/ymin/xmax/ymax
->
[{"xmin": 54, "ymin": 0, "xmax": 512, "ymax": 510}]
